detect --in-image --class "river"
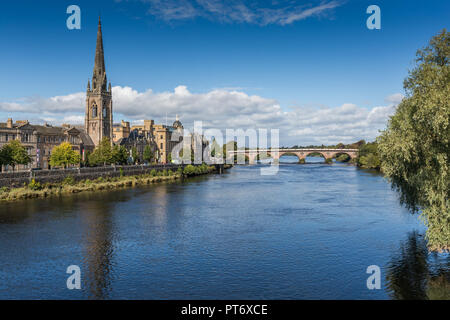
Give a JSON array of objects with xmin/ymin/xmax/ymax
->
[{"xmin": 0, "ymin": 156, "xmax": 448, "ymax": 299}]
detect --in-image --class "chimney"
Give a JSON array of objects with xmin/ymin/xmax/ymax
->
[{"xmin": 6, "ymin": 118, "xmax": 13, "ymax": 128}]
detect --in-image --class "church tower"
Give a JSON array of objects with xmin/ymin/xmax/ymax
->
[{"xmin": 85, "ymin": 17, "xmax": 113, "ymax": 146}]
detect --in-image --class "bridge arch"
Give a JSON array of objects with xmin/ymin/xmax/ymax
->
[
  {"xmin": 333, "ymin": 152, "xmax": 353, "ymax": 163},
  {"xmin": 303, "ymin": 151, "xmax": 329, "ymax": 163},
  {"xmin": 278, "ymin": 151, "xmax": 304, "ymax": 163}
]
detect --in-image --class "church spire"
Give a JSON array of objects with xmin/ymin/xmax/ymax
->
[
  {"xmin": 86, "ymin": 16, "xmax": 113, "ymax": 147},
  {"xmin": 93, "ymin": 16, "xmax": 106, "ymax": 83}
]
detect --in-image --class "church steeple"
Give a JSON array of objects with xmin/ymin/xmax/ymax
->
[
  {"xmin": 92, "ymin": 16, "xmax": 107, "ymax": 92},
  {"xmin": 86, "ymin": 17, "xmax": 113, "ymax": 147},
  {"xmin": 94, "ymin": 17, "xmax": 105, "ymax": 75}
]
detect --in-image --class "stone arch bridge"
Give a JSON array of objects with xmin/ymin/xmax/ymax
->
[{"xmin": 227, "ymin": 148, "xmax": 359, "ymax": 164}]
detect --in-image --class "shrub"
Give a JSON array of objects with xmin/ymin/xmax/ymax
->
[
  {"xmin": 28, "ymin": 179, "xmax": 43, "ymax": 191},
  {"xmin": 150, "ymin": 169, "xmax": 157, "ymax": 177},
  {"xmin": 62, "ymin": 176, "xmax": 76, "ymax": 186},
  {"xmin": 183, "ymin": 165, "xmax": 196, "ymax": 176}
]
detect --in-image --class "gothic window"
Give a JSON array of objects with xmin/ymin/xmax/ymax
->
[
  {"xmin": 103, "ymin": 106, "xmax": 107, "ymax": 118},
  {"xmin": 92, "ymin": 104, "xmax": 98, "ymax": 118}
]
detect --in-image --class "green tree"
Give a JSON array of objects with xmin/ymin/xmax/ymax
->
[
  {"xmin": 378, "ymin": 29, "xmax": 449, "ymax": 252},
  {"xmin": 0, "ymin": 146, "xmax": 12, "ymax": 172},
  {"xmin": 357, "ymin": 142, "xmax": 381, "ymax": 169},
  {"xmin": 89, "ymin": 138, "xmax": 113, "ymax": 166},
  {"xmin": 143, "ymin": 145, "xmax": 153, "ymax": 163},
  {"xmin": 49, "ymin": 142, "xmax": 81, "ymax": 168},
  {"xmin": 131, "ymin": 146, "xmax": 139, "ymax": 164},
  {"xmin": 112, "ymin": 145, "xmax": 128, "ymax": 165},
  {"xmin": 2, "ymin": 140, "xmax": 31, "ymax": 171}
]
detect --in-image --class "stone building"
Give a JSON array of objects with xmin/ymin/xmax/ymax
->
[
  {"xmin": 117, "ymin": 129, "xmax": 154, "ymax": 164},
  {"xmin": 153, "ymin": 117, "xmax": 184, "ymax": 163},
  {"xmin": 112, "ymin": 120, "xmax": 131, "ymax": 143},
  {"xmin": 115, "ymin": 117, "xmax": 184, "ymax": 164},
  {"xmin": 0, "ymin": 119, "xmax": 94, "ymax": 171}
]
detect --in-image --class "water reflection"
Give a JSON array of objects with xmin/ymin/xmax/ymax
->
[
  {"xmin": 386, "ymin": 231, "xmax": 450, "ymax": 300},
  {"xmin": 79, "ymin": 201, "xmax": 116, "ymax": 299}
]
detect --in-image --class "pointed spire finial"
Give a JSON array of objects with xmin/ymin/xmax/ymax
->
[{"xmin": 92, "ymin": 15, "xmax": 106, "ymax": 91}]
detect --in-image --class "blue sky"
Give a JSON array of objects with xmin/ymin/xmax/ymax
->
[{"xmin": 0, "ymin": 0, "xmax": 448, "ymax": 145}]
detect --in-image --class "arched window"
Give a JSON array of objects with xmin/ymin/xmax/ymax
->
[
  {"xmin": 92, "ymin": 104, "xmax": 98, "ymax": 117},
  {"xmin": 103, "ymin": 106, "xmax": 107, "ymax": 118}
]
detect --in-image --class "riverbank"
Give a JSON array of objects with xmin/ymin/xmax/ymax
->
[{"xmin": 0, "ymin": 164, "xmax": 231, "ymax": 202}]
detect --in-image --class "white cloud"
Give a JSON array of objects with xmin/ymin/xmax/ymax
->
[
  {"xmin": 132, "ymin": 0, "xmax": 344, "ymax": 26},
  {"xmin": 385, "ymin": 92, "xmax": 404, "ymax": 104},
  {"xmin": 0, "ymin": 85, "xmax": 400, "ymax": 146}
]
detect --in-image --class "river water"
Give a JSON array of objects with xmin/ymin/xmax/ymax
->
[{"xmin": 0, "ymin": 156, "xmax": 448, "ymax": 299}]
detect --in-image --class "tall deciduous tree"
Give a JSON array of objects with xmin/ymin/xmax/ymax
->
[
  {"xmin": 2, "ymin": 140, "xmax": 31, "ymax": 171},
  {"xmin": 378, "ymin": 29, "xmax": 449, "ymax": 252},
  {"xmin": 49, "ymin": 142, "xmax": 81, "ymax": 168},
  {"xmin": 131, "ymin": 146, "xmax": 139, "ymax": 164},
  {"xmin": 143, "ymin": 145, "xmax": 153, "ymax": 163},
  {"xmin": 112, "ymin": 145, "xmax": 128, "ymax": 165},
  {"xmin": 89, "ymin": 138, "xmax": 113, "ymax": 166},
  {"xmin": 0, "ymin": 146, "xmax": 11, "ymax": 172}
]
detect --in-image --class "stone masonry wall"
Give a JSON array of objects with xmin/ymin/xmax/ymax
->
[{"xmin": 0, "ymin": 164, "xmax": 190, "ymax": 188}]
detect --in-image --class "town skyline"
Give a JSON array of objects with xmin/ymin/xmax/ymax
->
[
  {"xmin": 0, "ymin": 0, "xmax": 449, "ymax": 146},
  {"xmin": 0, "ymin": 17, "xmax": 187, "ymax": 170}
]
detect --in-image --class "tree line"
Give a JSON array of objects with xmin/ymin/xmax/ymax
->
[
  {"xmin": 0, "ymin": 137, "xmax": 156, "ymax": 171},
  {"xmin": 61, "ymin": 138, "xmax": 155, "ymax": 168}
]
